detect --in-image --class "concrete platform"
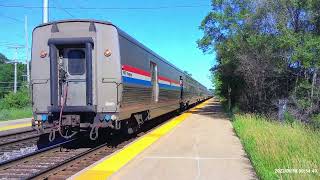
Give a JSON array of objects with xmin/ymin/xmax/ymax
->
[
  {"xmin": 0, "ymin": 118, "xmax": 32, "ymax": 135},
  {"xmin": 73, "ymin": 99, "xmax": 256, "ymax": 180}
]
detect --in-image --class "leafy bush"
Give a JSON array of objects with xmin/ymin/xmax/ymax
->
[
  {"xmin": 0, "ymin": 63, "xmax": 27, "ymax": 98},
  {"xmin": 0, "ymin": 87, "xmax": 31, "ymax": 109},
  {"xmin": 311, "ymin": 114, "xmax": 320, "ymax": 130},
  {"xmin": 284, "ymin": 111, "xmax": 295, "ymax": 125},
  {"xmin": 231, "ymin": 105, "xmax": 240, "ymax": 114},
  {"xmin": 294, "ymin": 80, "xmax": 313, "ymax": 110}
]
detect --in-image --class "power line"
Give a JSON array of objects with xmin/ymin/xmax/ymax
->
[
  {"xmin": 53, "ymin": 0, "xmax": 75, "ymax": 18},
  {"xmin": 0, "ymin": 44, "xmax": 24, "ymax": 47},
  {"xmin": 0, "ymin": 42, "xmax": 18, "ymax": 45},
  {"xmin": 0, "ymin": 41, "xmax": 13, "ymax": 44},
  {"xmin": 0, "ymin": 86, "xmax": 25, "ymax": 89},
  {"xmin": 0, "ymin": 4, "xmax": 208, "ymax": 10},
  {"xmin": 0, "ymin": 14, "xmax": 25, "ymax": 38},
  {"xmin": 0, "ymin": 13, "xmax": 23, "ymax": 23},
  {"xmin": 0, "ymin": 82, "xmax": 15, "ymax": 84}
]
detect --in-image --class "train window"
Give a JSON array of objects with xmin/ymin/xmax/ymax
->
[{"xmin": 68, "ymin": 50, "xmax": 85, "ymax": 75}]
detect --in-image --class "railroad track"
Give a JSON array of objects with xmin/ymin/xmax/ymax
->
[
  {"xmin": 34, "ymin": 111, "xmax": 178, "ymax": 180},
  {"xmin": 0, "ymin": 138, "xmax": 78, "ymax": 179},
  {"xmin": 0, "ymin": 130, "xmax": 41, "ymax": 164},
  {"xmin": 0, "ymin": 128, "xmax": 67, "ymax": 165},
  {"xmin": 0, "ymin": 132, "xmax": 137, "ymax": 179},
  {"xmin": 33, "ymin": 132, "xmax": 140, "ymax": 179},
  {"xmin": 0, "ymin": 130, "xmax": 39, "ymax": 147},
  {"xmin": 0, "ymin": 111, "xmax": 178, "ymax": 180}
]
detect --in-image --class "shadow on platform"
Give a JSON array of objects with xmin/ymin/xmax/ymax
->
[{"xmin": 190, "ymin": 100, "xmax": 227, "ymax": 119}]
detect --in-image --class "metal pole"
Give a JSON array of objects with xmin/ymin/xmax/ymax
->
[
  {"xmin": 43, "ymin": 0, "xmax": 48, "ymax": 23},
  {"xmin": 7, "ymin": 45, "xmax": 24, "ymax": 93},
  {"xmin": 14, "ymin": 48, "xmax": 18, "ymax": 93},
  {"xmin": 25, "ymin": 15, "xmax": 30, "ymax": 85}
]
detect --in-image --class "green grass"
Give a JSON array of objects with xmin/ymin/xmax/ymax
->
[
  {"xmin": 0, "ymin": 107, "xmax": 32, "ymax": 121},
  {"xmin": 232, "ymin": 114, "xmax": 320, "ymax": 180}
]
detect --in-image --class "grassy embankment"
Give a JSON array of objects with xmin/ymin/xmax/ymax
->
[
  {"xmin": 232, "ymin": 114, "xmax": 320, "ymax": 180},
  {"xmin": 0, "ymin": 107, "xmax": 32, "ymax": 121},
  {"xmin": 0, "ymin": 88, "xmax": 32, "ymax": 121}
]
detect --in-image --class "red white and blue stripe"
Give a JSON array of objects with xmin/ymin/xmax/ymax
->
[{"xmin": 122, "ymin": 65, "xmax": 181, "ymax": 90}]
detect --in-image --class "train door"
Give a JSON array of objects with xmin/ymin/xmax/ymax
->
[
  {"xmin": 150, "ymin": 62, "xmax": 159, "ymax": 102},
  {"xmin": 180, "ymin": 76, "xmax": 184, "ymax": 100},
  {"xmin": 61, "ymin": 48, "xmax": 87, "ymax": 106}
]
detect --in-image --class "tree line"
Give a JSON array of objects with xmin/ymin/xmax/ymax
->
[
  {"xmin": 198, "ymin": 0, "xmax": 320, "ymax": 122},
  {"xmin": 0, "ymin": 52, "xmax": 27, "ymax": 98}
]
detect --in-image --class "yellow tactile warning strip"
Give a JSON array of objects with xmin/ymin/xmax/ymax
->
[
  {"xmin": 73, "ymin": 100, "xmax": 210, "ymax": 180},
  {"xmin": 0, "ymin": 122, "xmax": 31, "ymax": 132}
]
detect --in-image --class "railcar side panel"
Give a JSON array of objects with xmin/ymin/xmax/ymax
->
[
  {"xmin": 95, "ymin": 24, "xmax": 121, "ymax": 113},
  {"xmin": 31, "ymin": 27, "xmax": 51, "ymax": 113},
  {"xmin": 118, "ymin": 34, "xmax": 184, "ymax": 119}
]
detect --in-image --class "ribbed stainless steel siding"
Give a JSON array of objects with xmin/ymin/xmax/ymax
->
[{"xmin": 121, "ymin": 85, "xmax": 152, "ymax": 106}]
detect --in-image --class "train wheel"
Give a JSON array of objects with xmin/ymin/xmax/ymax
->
[{"xmin": 123, "ymin": 119, "xmax": 139, "ymax": 135}]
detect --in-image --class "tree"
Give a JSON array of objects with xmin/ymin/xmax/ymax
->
[
  {"xmin": 0, "ymin": 53, "xmax": 26, "ymax": 98},
  {"xmin": 0, "ymin": 53, "xmax": 8, "ymax": 64},
  {"xmin": 198, "ymin": 0, "xmax": 320, "ymax": 120}
]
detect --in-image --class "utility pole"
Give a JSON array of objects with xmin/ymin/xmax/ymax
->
[
  {"xmin": 25, "ymin": 15, "xmax": 30, "ymax": 85},
  {"xmin": 43, "ymin": 0, "xmax": 49, "ymax": 23},
  {"xmin": 14, "ymin": 49, "xmax": 17, "ymax": 93},
  {"xmin": 7, "ymin": 45, "xmax": 24, "ymax": 93}
]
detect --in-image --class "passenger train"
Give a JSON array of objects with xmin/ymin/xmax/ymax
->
[{"xmin": 31, "ymin": 20, "xmax": 211, "ymax": 141}]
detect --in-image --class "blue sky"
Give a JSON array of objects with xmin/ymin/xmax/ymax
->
[{"xmin": 0, "ymin": 0, "xmax": 215, "ymax": 88}]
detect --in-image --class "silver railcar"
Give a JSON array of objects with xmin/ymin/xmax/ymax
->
[{"xmin": 31, "ymin": 20, "xmax": 211, "ymax": 140}]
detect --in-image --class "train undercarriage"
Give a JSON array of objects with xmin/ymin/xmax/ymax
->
[{"xmin": 32, "ymin": 102, "xmax": 191, "ymax": 142}]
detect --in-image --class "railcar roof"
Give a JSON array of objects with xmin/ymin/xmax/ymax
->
[{"xmin": 34, "ymin": 19, "xmax": 207, "ymax": 89}]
